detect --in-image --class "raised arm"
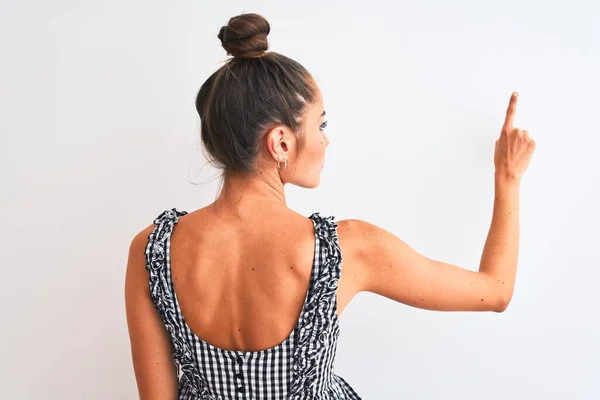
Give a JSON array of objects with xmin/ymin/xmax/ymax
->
[{"xmin": 341, "ymin": 92, "xmax": 535, "ymax": 313}]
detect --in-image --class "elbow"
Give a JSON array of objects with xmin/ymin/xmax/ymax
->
[
  {"xmin": 494, "ymin": 301, "xmax": 508, "ymax": 313},
  {"xmin": 494, "ymin": 292, "xmax": 512, "ymax": 313}
]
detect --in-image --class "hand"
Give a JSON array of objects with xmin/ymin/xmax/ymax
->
[{"xmin": 494, "ymin": 92, "xmax": 536, "ymax": 182}]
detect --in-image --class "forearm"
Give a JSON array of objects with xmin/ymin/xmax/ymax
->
[{"xmin": 479, "ymin": 174, "xmax": 521, "ymax": 303}]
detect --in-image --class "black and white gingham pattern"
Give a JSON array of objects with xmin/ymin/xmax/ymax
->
[{"xmin": 145, "ymin": 208, "xmax": 361, "ymax": 399}]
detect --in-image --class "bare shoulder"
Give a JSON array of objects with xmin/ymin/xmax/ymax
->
[
  {"xmin": 335, "ymin": 219, "xmax": 509, "ymax": 313},
  {"xmin": 125, "ymin": 223, "xmax": 157, "ymax": 303},
  {"xmin": 125, "ymin": 222, "xmax": 161, "ymax": 299},
  {"xmin": 336, "ymin": 219, "xmax": 368, "ymax": 262},
  {"xmin": 334, "ymin": 219, "xmax": 370, "ymax": 310}
]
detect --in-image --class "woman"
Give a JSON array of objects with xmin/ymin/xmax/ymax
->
[{"xmin": 125, "ymin": 12, "xmax": 536, "ymax": 400}]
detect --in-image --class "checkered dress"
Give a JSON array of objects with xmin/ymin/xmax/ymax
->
[{"xmin": 144, "ymin": 208, "xmax": 362, "ymax": 399}]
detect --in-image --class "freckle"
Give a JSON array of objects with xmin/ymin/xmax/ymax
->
[
  {"xmin": 421, "ymin": 298, "xmax": 424, "ymax": 301},
  {"xmin": 252, "ymin": 268, "xmax": 255, "ymax": 271},
  {"xmin": 481, "ymin": 299, "xmax": 484, "ymax": 301},
  {"xmin": 290, "ymin": 266, "xmax": 293, "ymax": 269}
]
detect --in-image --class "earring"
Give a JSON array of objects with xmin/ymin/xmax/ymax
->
[{"xmin": 277, "ymin": 157, "xmax": 287, "ymax": 170}]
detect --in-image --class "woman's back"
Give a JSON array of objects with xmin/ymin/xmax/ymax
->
[{"xmin": 167, "ymin": 204, "xmax": 357, "ymax": 353}]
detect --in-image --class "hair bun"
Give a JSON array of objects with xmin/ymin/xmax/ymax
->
[{"xmin": 218, "ymin": 13, "xmax": 270, "ymax": 59}]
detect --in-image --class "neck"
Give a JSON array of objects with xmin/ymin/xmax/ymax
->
[{"xmin": 211, "ymin": 168, "xmax": 287, "ymax": 218}]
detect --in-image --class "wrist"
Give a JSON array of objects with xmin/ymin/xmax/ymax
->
[{"xmin": 494, "ymin": 171, "xmax": 521, "ymax": 187}]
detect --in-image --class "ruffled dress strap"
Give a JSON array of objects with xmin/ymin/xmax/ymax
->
[
  {"xmin": 144, "ymin": 207, "xmax": 216, "ymax": 399},
  {"xmin": 288, "ymin": 212, "xmax": 343, "ymax": 399}
]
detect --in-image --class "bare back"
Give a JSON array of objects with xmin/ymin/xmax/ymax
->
[{"xmin": 166, "ymin": 206, "xmax": 359, "ymax": 353}]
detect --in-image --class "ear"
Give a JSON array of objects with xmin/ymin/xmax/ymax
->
[{"xmin": 265, "ymin": 124, "xmax": 295, "ymax": 161}]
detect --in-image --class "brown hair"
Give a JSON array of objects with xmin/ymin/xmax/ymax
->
[{"xmin": 195, "ymin": 13, "xmax": 318, "ymax": 178}]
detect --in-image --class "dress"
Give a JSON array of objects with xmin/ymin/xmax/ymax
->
[{"xmin": 144, "ymin": 207, "xmax": 362, "ymax": 399}]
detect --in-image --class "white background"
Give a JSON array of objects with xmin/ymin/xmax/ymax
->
[{"xmin": 1, "ymin": 0, "xmax": 599, "ymax": 399}]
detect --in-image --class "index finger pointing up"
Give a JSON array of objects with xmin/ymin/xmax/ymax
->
[{"xmin": 503, "ymin": 92, "xmax": 519, "ymax": 130}]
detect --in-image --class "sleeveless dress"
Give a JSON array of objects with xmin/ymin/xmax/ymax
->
[{"xmin": 144, "ymin": 208, "xmax": 362, "ymax": 400}]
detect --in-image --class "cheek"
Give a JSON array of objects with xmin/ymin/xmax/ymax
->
[
  {"xmin": 300, "ymin": 130, "xmax": 325, "ymax": 163},
  {"xmin": 316, "ymin": 137, "xmax": 326, "ymax": 157},
  {"xmin": 319, "ymin": 135, "xmax": 327, "ymax": 153}
]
